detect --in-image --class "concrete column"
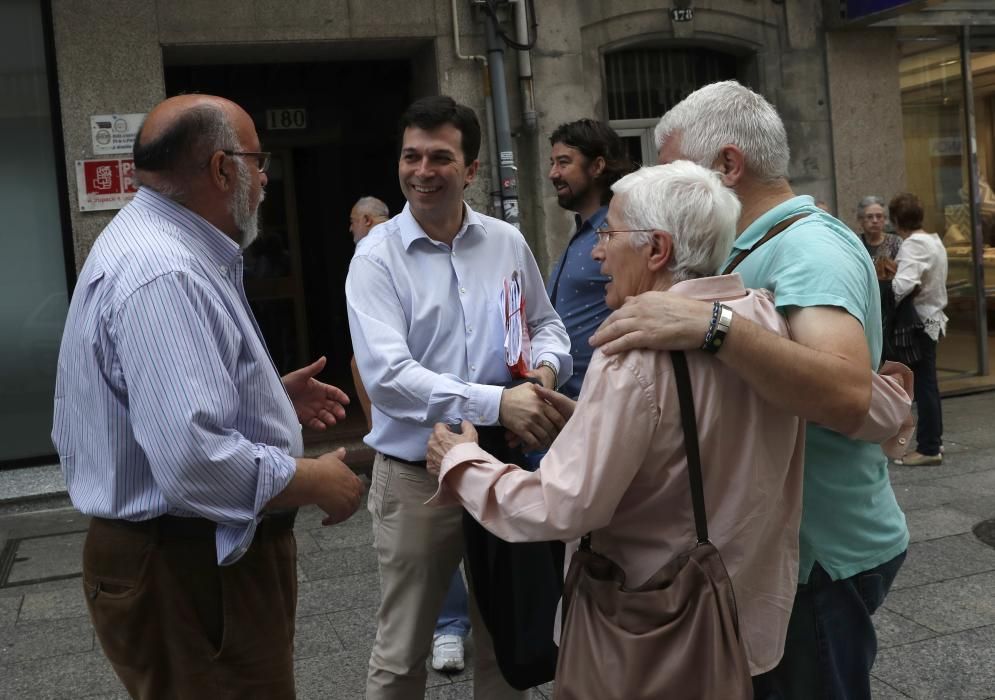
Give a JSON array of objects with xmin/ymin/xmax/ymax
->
[
  {"xmin": 52, "ymin": 1, "xmax": 164, "ymax": 269},
  {"xmin": 826, "ymin": 29, "xmax": 906, "ymax": 225},
  {"xmin": 523, "ymin": 1, "xmax": 592, "ymax": 273}
]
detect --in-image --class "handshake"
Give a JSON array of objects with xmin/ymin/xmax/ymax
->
[{"xmin": 426, "ymin": 384, "xmax": 576, "ymax": 474}]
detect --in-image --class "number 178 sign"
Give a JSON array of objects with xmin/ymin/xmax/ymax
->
[{"xmin": 266, "ymin": 108, "xmax": 307, "ymax": 130}]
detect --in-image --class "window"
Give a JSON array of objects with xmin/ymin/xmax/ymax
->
[
  {"xmin": 605, "ymin": 47, "xmax": 740, "ymax": 121},
  {"xmin": 605, "ymin": 46, "xmax": 745, "ymax": 166},
  {"xmin": 0, "ymin": 0, "xmax": 71, "ymax": 464}
]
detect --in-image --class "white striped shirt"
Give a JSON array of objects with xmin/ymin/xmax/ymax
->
[{"xmin": 52, "ymin": 187, "xmax": 302, "ymax": 565}]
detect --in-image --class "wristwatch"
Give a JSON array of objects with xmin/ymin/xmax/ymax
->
[
  {"xmin": 535, "ymin": 360, "xmax": 558, "ymax": 383},
  {"xmin": 701, "ymin": 303, "xmax": 733, "ymax": 354}
]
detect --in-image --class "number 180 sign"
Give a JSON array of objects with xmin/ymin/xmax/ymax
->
[{"xmin": 266, "ymin": 108, "xmax": 307, "ymax": 130}]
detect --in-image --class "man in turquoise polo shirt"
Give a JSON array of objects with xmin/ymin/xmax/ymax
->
[{"xmin": 590, "ymin": 81, "xmax": 909, "ymax": 699}]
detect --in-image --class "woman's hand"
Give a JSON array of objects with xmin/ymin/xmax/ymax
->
[
  {"xmin": 427, "ymin": 420, "xmax": 478, "ymax": 475},
  {"xmin": 874, "ymin": 257, "xmax": 897, "ymax": 281}
]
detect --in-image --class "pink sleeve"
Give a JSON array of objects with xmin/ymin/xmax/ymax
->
[
  {"xmin": 425, "ymin": 353, "xmax": 658, "ymax": 542},
  {"xmin": 846, "ymin": 361, "xmax": 914, "ymax": 458}
]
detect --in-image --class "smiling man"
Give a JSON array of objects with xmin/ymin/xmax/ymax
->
[
  {"xmin": 545, "ymin": 120, "xmax": 634, "ymax": 399},
  {"xmin": 346, "ymin": 95, "xmax": 571, "ymax": 699}
]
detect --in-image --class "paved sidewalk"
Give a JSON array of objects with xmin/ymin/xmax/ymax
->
[{"xmin": 2, "ymin": 392, "xmax": 995, "ymax": 698}]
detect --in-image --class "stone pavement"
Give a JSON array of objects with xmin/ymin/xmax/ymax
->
[{"xmin": 2, "ymin": 392, "xmax": 995, "ymax": 699}]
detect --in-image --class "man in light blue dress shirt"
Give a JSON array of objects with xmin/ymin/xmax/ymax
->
[
  {"xmin": 53, "ymin": 94, "xmax": 365, "ymax": 698},
  {"xmin": 347, "ymin": 96, "xmax": 571, "ymax": 699}
]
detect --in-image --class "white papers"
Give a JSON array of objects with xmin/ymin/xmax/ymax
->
[{"xmin": 500, "ymin": 272, "xmax": 532, "ymax": 374}]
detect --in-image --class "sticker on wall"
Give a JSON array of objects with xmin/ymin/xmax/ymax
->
[
  {"xmin": 75, "ymin": 158, "xmax": 138, "ymax": 212},
  {"xmin": 90, "ymin": 113, "xmax": 145, "ymax": 155}
]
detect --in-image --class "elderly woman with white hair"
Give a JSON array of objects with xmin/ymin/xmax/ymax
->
[{"xmin": 426, "ymin": 161, "xmax": 807, "ymax": 695}]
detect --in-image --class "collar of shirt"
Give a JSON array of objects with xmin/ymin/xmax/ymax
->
[
  {"xmin": 573, "ymin": 205, "xmax": 609, "ymax": 238},
  {"xmin": 134, "ymin": 186, "xmax": 242, "ymax": 269},
  {"xmin": 669, "ymin": 273, "xmax": 748, "ymax": 302},
  {"xmin": 397, "ymin": 201, "xmax": 486, "ymax": 250},
  {"xmin": 731, "ymin": 194, "xmax": 820, "ymax": 255}
]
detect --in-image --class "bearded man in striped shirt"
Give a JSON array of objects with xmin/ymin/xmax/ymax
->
[{"xmin": 52, "ymin": 94, "xmax": 364, "ymax": 699}]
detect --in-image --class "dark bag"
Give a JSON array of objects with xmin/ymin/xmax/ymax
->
[
  {"xmin": 554, "ymin": 352, "xmax": 753, "ymax": 700},
  {"xmin": 461, "ymin": 380, "xmax": 563, "ymax": 691},
  {"xmin": 884, "ymin": 293, "xmax": 923, "ymax": 365}
]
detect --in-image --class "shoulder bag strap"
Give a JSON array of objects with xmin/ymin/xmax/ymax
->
[
  {"xmin": 670, "ymin": 350, "xmax": 709, "ymax": 545},
  {"xmin": 579, "ymin": 351, "xmax": 711, "ymax": 551},
  {"xmin": 722, "ymin": 213, "xmax": 810, "ymax": 275}
]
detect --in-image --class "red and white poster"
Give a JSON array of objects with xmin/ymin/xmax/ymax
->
[{"xmin": 75, "ymin": 158, "xmax": 138, "ymax": 211}]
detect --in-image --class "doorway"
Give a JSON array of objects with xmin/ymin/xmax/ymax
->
[{"xmin": 165, "ymin": 57, "xmax": 416, "ymax": 445}]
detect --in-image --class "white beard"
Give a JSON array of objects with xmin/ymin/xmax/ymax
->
[{"xmin": 230, "ymin": 159, "xmax": 264, "ymax": 249}]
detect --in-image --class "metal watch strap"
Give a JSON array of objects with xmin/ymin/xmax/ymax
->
[{"xmin": 701, "ymin": 303, "xmax": 733, "ymax": 354}]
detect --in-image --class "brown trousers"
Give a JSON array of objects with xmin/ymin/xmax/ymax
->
[{"xmin": 83, "ymin": 515, "xmax": 298, "ymax": 700}]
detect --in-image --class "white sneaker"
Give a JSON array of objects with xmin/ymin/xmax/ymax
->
[{"xmin": 431, "ymin": 634, "xmax": 465, "ymax": 672}]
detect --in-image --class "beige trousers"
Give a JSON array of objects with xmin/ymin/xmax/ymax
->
[{"xmin": 365, "ymin": 454, "xmax": 529, "ymax": 700}]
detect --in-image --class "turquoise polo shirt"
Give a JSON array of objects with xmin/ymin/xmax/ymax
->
[{"xmin": 724, "ymin": 195, "xmax": 909, "ymax": 583}]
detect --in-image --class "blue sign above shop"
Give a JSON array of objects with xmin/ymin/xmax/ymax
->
[{"xmin": 845, "ymin": 0, "xmax": 918, "ymax": 20}]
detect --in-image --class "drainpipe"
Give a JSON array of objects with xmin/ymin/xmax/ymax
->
[
  {"xmin": 511, "ymin": 0, "xmax": 537, "ymax": 133},
  {"xmin": 451, "ymin": 0, "xmax": 502, "ymax": 217},
  {"xmin": 483, "ymin": 7, "xmax": 520, "ymax": 227}
]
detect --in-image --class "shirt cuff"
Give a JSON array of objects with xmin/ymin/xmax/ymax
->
[
  {"xmin": 426, "ymin": 442, "xmax": 490, "ymax": 508},
  {"xmin": 216, "ymin": 448, "xmax": 297, "ymax": 566},
  {"xmin": 466, "ymin": 384, "xmax": 504, "ymax": 426}
]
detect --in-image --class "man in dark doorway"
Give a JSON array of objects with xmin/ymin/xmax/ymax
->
[
  {"xmin": 546, "ymin": 119, "xmax": 635, "ymax": 399},
  {"xmin": 349, "ymin": 195, "xmax": 390, "ymax": 243}
]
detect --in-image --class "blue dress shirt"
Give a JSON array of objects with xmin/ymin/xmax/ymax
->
[
  {"xmin": 346, "ymin": 203, "xmax": 572, "ymax": 461},
  {"xmin": 545, "ymin": 206, "xmax": 611, "ymax": 399},
  {"xmin": 52, "ymin": 188, "xmax": 302, "ymax": 565}
]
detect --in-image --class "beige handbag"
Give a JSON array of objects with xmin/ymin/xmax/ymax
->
[{"xmin": 554, "ymin": 351, "xmax": 753, "ymax": 700}]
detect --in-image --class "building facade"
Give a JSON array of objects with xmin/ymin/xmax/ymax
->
[{"xmin": 3, "ymin": 0, "xmax": 993, "ymax": 465}]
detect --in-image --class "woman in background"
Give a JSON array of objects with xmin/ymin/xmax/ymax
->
[
  {"xmin": 857, "ymin": 195, "xmax": 903, "ymax": 278},
  {"xmin": 890, "ymin": 193, "xmax": 948, "ymax": 466}
]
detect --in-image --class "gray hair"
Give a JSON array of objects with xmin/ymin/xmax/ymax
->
[
  {"xmin": 856, "ymin": 195, "xmax": 886, "ymax": 218},
  {"xmin": 611, "ymin": 161, "xmax": 742, "ymax": 283},
  {"xmin": 354, "ymin": 196, "xmax": 389, "ymax": 220},
  {"xmin": 132, "ymin": 103, "xmax": 242, "ymax": 203},
  {"xmin": 653, "ymin": 80, "xmax": 790, "ymax": 182}
]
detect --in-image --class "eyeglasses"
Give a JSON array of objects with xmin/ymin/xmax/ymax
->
[
  {"xmin": 595, "ymin": 223, "xmax": 655, "ymax": 246},
  {"xmin": 223, "ymin": 150, "xmax": 271, "ymax": 174}
]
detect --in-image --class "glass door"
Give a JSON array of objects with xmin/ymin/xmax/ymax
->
[
  {"xmin": 0, "ymin": 0, "xmax": 71, "ymax": 465},
  {"xmin": 899, "ymin": 35, "xmax": 995, "ymax": 390}
]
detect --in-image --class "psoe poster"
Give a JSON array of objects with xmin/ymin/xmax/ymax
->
[{"xmin": 75, "ymin": 158, "xmax": 138, "ymax": 212}]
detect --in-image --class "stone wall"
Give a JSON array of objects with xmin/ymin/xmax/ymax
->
[
  {"xmin": 51, "ymin": 0, "xmax": 903, "ymax": 268},
  {"xmin": 826, "ymin": 28, "xmax": 907, "ymax": 226}
]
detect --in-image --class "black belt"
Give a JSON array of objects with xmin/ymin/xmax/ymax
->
[
  {"xmin": 93, "ymin": 510, "xmax": 297, "ymax": 538},
  {"xmin": 381, "ymin": 453, "xmax": 427, "ymax": 469}
]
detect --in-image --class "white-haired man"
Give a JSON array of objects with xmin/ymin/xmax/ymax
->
[
  {"xmin": 349, "ymin": 195, "xmax": 390, "ymax": 243},
  {"xmin": 591, "ymin": 81, "xmax": 910, "ymax": 699},
  {"xmin": 426, "ymin": 161, "xmax": 806, "ymax": 689}
]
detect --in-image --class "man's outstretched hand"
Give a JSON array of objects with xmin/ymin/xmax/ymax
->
[
  {"xmin": 498, "ymin": 382, "xmax": 569, "ymax": 451},
  {"xmin": 313, "ymin": 448, "xmax": 364, "ymax": 526},
  {"xmin": 427, "ymin": 420, "xmax": 479, "ymax": 475},
  {"xmin": 283, "ymin": 356, "xmax": 349, "ymax": 430}
]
